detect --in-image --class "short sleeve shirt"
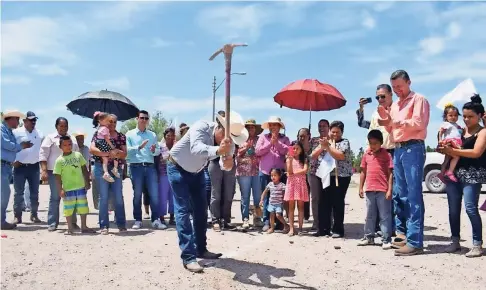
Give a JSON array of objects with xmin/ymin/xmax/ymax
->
[
  {"xmin": 266, "ymin": 182, "xmax": 286, "ymax": 205},
  {"xmin": 96, "ymin": 126, "xmax": 110, "ymax": 139},
  {"xmin": 360, "ymin": 148, "xmax": 393, "ymax": 192},
  {"xmin": 440, "ymin": 122, "xmax": 462, "ymax": 139},
  {"xmin": 331, "ymin": 138, "xmax": 353, "ymax": 177},
  {"xmin": 91, "ymin": 131, "xmax": 127, "ymax": 165},
  {"xmin": 53, "ymin": 152, "xmax": 86, "ymax": 192}
]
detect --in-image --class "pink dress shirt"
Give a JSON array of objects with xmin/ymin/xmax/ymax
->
[
  {"xmin": 255, "ymin": 133, "xmax": 290, "ymax": 175},
  {"xmin": 380, "ymin": 91, "xmax": 430, "ymax": 143}
]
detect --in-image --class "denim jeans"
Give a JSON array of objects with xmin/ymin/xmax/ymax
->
[
  {"xmin": 13, "ymin": 163, "xmax": 40, "ymax": 217},
  {"xmin": 364, "ymin": 191, "xmax": 392, "ymax": 243},
  {"xmin": 94, "ymin": 163, "xmax": 126, "ymax": 229},
  {"xmin": 167, "ymin": 162, "xmax": 208, "ymax": 264},
  {"xmin": 237, "ymin": 175, "xmax": 261, "ymax": 220},
  {"xmin": 47, "ymin": 170, "xmax": 77, "ymax": 227},
  {"xmin": 394, "ymin": 142, "xmax": 425, "ymax": 248},
  {"xmin": 158, "ymin": 175, "xmax": 174, "ymax": 216},
  {"xmin": 1, "ymin": 163, "xmax": 13, "ymax": 224},
  {"xmin": 130, "ymin": 164, "xmax": 159, "ymax": 222},
  {"xmin": 446, "ymin": 181, "xmax": 483, "ymax": 246}
]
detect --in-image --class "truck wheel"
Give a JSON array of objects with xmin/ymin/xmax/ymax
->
[{"xmin": 425, "ymin": 169, "xmax": 446, "ymax": 193}]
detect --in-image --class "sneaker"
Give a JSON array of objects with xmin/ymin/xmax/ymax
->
[
  {"xmin": 111, "ymin": 168, "xmax": 121, "ymax": 178},
  {"xmin": 152, "ymin": 219, "xmax": 167, "ymax": 230},
  {"xmin": 183, "ymin": 261, "xmax": 203, "ymax": 273},
  {"xmin": 331, "ymin": 233, "xmax": 343, "ymax": 239},
  {"xmin": 132, "ymin": 221, "xmax": 142, "ymax": 229},
  {"xmin": 382, "ymin": 242, "xmax": 392, "ymax": 250},
  {"xmin": 242, "ymin": 219, "xmax": 250, "ymax": 229},
  {"xmin": 262, "ymin": 224, "xmax": 270, "ymax": 232},
  {"xmin": 358, "ymin": 238, "xmax": 375, "ymax": 246},
  {"xmin": 465, "ymin": 246, "xmax": 483, "ymax": 258},
  {"xmin": 444, "ymin": 241, "xmax": 461, "ymax": 253},
  {"xmin": 47, "ymin": 225, "xmax": 57, "ymax": 232},
  {"xmin": 102, "ymin": 172, "xmax": 115, "ymax": 183}
]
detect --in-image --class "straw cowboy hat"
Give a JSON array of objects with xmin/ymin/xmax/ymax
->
[
  {"xmin": 244, "ymin": 119, "xmax": 263, "ymax": 135},
  {"xmin": 216, "ymin": 111, "xmax": 249, "ymax": 146},
  {"xmin": 262, "ymin": 116, "xmax": 285, "ymax": 130},
  {"xmin": 2, "ymin": 110, "xmax": 26, "ymax": 120},
  {"xmin": 72, "ymin": 131, "xmax": 88, "ymax": 138}
]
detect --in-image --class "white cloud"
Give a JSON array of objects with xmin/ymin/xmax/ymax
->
[
  {"xmin": 1, "ymin": 2, "xmax": 161, "ymax": 70},
  {"xmin": 85, "ymin": 77, "xmax": 130, "ymax": 91},
  {"xmin": 447, "ymin": 22, "xmax": 461, "ymax": 39},
  {"xmin": 419, "ymin": 37, "xmax": 445, "ymax": 56},
  {"xmin": 1, "ymin": 75, "xmax": 31, "ymax": 85},
  {"xmin": 195, "ymin": 2, "xmax": 313, "ymax": 42},
  {"xmin": 30, "ymin": 63, "xmax": 68, "ymax": 76},
  {"xmin": 373, "ymin": 2, "xmax": 395, "ymax": 12},
  {"xmin": 361, "ymin": 11, "xmax": 376, "ymax": 30},
  {"xmin": 151, "ymin": 38, "xmax": 174, "ymax": 48},
  {"xmin": 155, "ymin": 95, "xmax": 277, "ymax": 114}
]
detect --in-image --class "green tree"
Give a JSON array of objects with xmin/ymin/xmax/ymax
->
[
  {"xmin": 119, "ymin": 110, "xmax": 170, "ymax": 141},
  {"xmin": 353, "ymin": 147, "xmax": 364, "ymax": 172},
  {"xmin": 425, "ymin": 145, "xmax": 436, "ymax": 153}
]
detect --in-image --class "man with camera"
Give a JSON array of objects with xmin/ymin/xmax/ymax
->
[{"xmin": 356, "ymin": 84, "xmax": 395, "ymax": 237}]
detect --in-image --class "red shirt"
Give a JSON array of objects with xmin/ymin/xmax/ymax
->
[{"xmin": 360, "ymin": 148, "xmax": 393, "ymax": 193}]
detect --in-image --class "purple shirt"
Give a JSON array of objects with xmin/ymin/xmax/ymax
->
[{"xmin": 255, "ymin": 133, "xmax": 290, "ymax": 175}]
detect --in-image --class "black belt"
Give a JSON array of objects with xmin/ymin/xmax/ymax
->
[
  {"xmin": 16, "ymin": 162, "xmax": 39, "ymax": 167},
  {"xmin": 1, "ymin": 160, "xmax": 12, "ymax": 166},
  {"xmin": 129, "ymin": 162, "xmax": 154, "ymax": 167},
  {"xmin": 396, "ymin": 139, "xmax": 424, "ymax": 148}
]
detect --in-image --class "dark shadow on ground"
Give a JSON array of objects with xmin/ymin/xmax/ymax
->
[
  {"xmin": 15, "ymin": 225, "xmax": 46, "ymax": 232},
  {"xmin": 425, "ymin": 243, "xmax": 470, "ymax": 255},
  {"xmin": 204, "ymin": 257, "xmax": 318, "ymax": 290}
]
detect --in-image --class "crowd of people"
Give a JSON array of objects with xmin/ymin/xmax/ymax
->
[{"xmin": 1, "ymin": 69, "xmax": 485, "ymax": 273}]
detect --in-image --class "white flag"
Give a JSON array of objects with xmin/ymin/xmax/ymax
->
[
  {"xmin": 436, "ymin": 78, "xmax": 478, "ymax": 110},
  {"xmin": 316, "ymin": 152, "xmax": 336, "ymax": 189}
]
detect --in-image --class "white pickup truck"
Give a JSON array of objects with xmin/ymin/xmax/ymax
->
[{"xmin": 423, "ymin": 152, "xmax": 446, "ymax": 193}]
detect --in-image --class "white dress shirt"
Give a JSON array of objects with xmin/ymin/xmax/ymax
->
[
  {"xmin": 13, "ymin": 127, "xmax": 44, "ymax": 164},
  {"xmin": 39, "ymin": 133, "xmax": 79, "ymax": 171}
]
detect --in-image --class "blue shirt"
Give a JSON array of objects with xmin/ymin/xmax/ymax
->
[
  {"xmin": 170, "ymin": 120, "xmax": 234, "ymax": 173},
  {"xmin": 1, "ymin": 122, "xmax": 22, "ymax": 163},
  {"xmin": 125, "ymin": 127, "xmax": 160, "ymax": 164}
]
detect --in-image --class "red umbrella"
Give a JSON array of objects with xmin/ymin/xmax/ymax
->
[{"xmin": 273, "ymin": 79, "xmax": 346, "ymax": 129}]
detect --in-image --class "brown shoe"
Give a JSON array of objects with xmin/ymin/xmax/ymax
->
[{"xmin": 394, "ymin": 245, "xmax": 424, "ymax": 256}]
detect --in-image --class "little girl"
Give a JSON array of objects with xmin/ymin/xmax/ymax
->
[
  {"xmin": 438, "ymin": 104, "xmax": 463, "ymax": 182},
  {"xmin": 93, "ymin": 112, "xmax": 119, "ymax": 182},
  {"xmin": 284, "ymin": 142, "xmax": 309, "ymax": 236},
  {"xmin": 259, "ymin": 168, "xmax": 289, "ymax": 234}
]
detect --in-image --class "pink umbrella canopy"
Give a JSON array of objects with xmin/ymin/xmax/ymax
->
[{"xmin": 274, "ymin": 79, "xmax": 346, "ymax": 111}]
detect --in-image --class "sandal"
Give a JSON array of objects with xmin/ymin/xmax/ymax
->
[{"xmin": 64, "ymin": 230, "xmax": 74, "ymax": 236}]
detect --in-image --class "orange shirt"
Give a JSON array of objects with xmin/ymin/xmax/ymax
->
[{"xmin": 381, "ymin": 91, "xmax": 430, "ymax": 143}]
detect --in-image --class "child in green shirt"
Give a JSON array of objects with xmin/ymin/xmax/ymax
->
[{"xmin": 53, "ymin": 136, "xmax": 92, "ymax": 234}]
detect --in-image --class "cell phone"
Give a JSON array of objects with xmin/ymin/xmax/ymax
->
[{"xmin": 365, "ymin": 97, "xmax": 372, "ymax": 104}]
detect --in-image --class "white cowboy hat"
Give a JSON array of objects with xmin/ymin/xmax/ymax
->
[
  {"xmin": 216, "ymin": 111, "xmax": 249, "ymax": 146},
  {"xmin": 261, "ymin": 116, "xmax": 285, "ymax": 130},
  {"xmin": 2, "ymin": 110, "xmax": 26, "ymax": 120}
]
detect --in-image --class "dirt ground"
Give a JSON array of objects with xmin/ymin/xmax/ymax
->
[{"xmin": 1, "ymin": 176, "xmax": 485, "ymax": 290}]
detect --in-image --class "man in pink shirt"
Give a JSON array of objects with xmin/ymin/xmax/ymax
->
[{"xmin": 378, "ymin": 70, "xmax": 430, "ymax": 256}]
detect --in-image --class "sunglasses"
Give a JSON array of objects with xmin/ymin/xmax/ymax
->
[
  {"xmin": 139, "ymin": 117, "xmax": 149, "ymax": 120},
  {"xmin": 375, "ymin": 95, "xmax": 386, "ymax": 100}
]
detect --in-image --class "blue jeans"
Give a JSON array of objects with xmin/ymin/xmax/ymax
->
[
  {"xmin": 47, "ymin": 170, "xmax": 76, "ymax": 227},
  {"xmin": 130, "ymin": 164, "xmax": 159, "ymax": 222},
  {"xmin": 94, "ymin": 163, "xmax": 126, "ymax": 228},
  {"xmin": 365, "ymin": 191, "xmax": 392, "ymax": 243},
  {"xmin": 394, "ymin": 142, "xmax": 425, "ymax": 248},
  {"xmin": 446, "ymin": 181, "xmax": 483, "ymax": 246},
  {"xmin": 237, "ymin": 175, "xmax": 261, "ymax": 220},
  {"xmin": 1, "ymin": 163, "xmax": 13, "ymax": 224},
  {"xmin": 167, "ymin": 162, "xmax": 208, "ymax": 264},
  {"xmin": 13, "ymin": 163, "xmax": 40, "ymax": 216}
]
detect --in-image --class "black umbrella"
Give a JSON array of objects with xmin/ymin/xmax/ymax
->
[{"xmin": 67, "ymin": 90, "xmax": 139, "ymax": 121}]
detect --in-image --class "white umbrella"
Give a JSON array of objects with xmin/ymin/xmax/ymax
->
[{"xmin": 436, "ymin": 78, "xmax": 477, "ymax": 110}]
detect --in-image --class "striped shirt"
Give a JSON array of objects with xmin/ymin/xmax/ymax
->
[
  {"xmin": 360, "ymin": 148, "xmax": 393, "ymax": 193},
  {"xmin": 266, "ymin": 182, "xmax": 286, "ymax": 205}
]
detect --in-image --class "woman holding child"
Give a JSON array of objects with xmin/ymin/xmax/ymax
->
[
  {"xmin": 255, "ymin": 116, "xmax": 290, "ymax": 232},
  {"xmin": 439, "ymin": 94, "xmax": 485, "ymax": 258},
  {"xmin": 90, "ymin": 113, "xmax": 127, "ymax": 234}
]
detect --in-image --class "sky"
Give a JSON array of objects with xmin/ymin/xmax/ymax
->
[{"xmin": 2, "ymin": 1, "xmax": 486, "ymax": 152}]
